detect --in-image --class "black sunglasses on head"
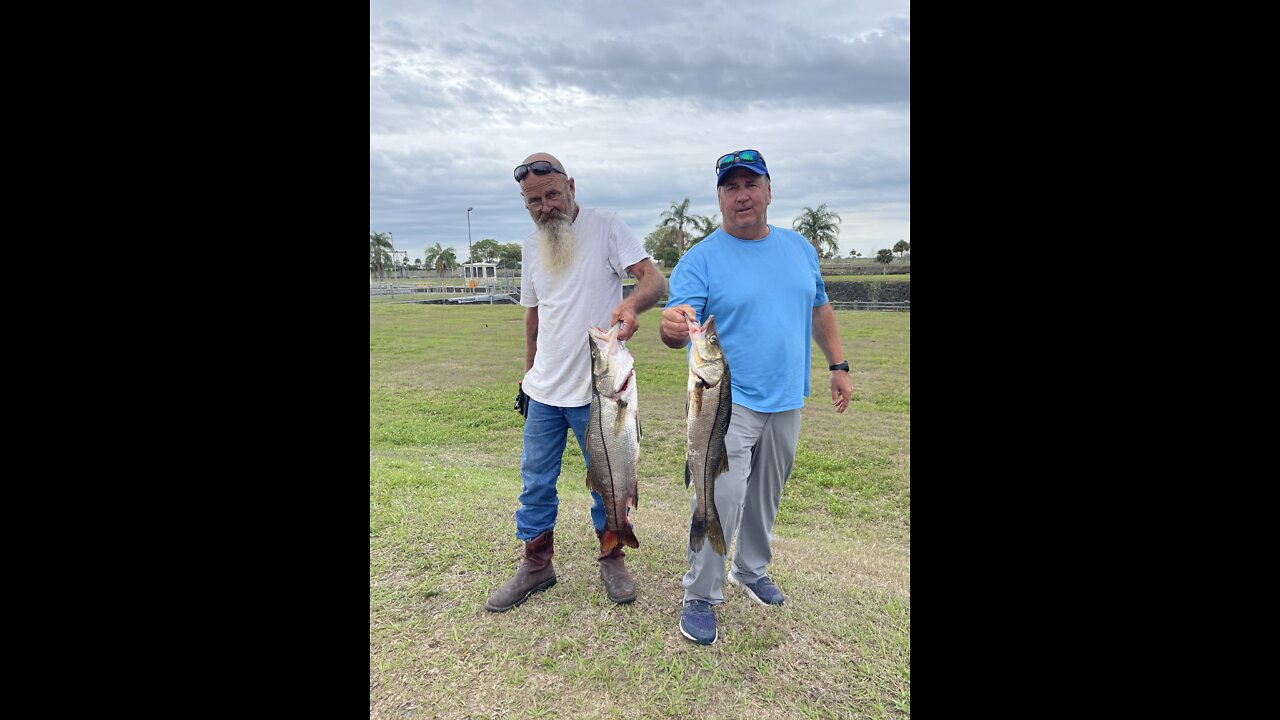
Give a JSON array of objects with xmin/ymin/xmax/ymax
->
[{"xmin": 514, "ymin": 160, "xmax": 567, "ymax": 183}]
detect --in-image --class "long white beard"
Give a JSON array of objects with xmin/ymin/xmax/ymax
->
[{"xmin": 536, "ymin": 208, "xmax": 576, "ymax": 277}]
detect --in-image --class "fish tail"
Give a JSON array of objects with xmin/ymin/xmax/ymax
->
[
  {"xmin": 706, "ymin": 515, "xmax": 727, "ymax": 556},
  {"xmin": 689, "ymin": 517, "xmax": 706, "ymax": 553}
]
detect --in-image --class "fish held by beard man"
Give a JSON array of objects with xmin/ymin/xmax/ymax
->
[{"xmin": 586, "ymin": 322, "xmax": 641, "ymax": 553}]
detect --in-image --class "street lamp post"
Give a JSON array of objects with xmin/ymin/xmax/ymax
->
[{"xmin": 466, "ymin": 207, "xmax": 474, "ymax": 293}]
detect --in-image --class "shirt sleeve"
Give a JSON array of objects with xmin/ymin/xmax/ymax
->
[
  {"xmin": 520, "ymin": 242, "xmax": 538, "ymax": 307},
  {"xmin": 610, "ymin": 212, "xmax": 649, "ymax": 278},
  {"xmin": 805, "ymin": 239, "xmax": 829, "ymax": 307},
  {"xmin": 665, "ymin": 249, "xmax": 708, "ymax": 322}
]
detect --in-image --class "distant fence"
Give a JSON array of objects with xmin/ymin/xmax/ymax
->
[
  {"xmin": 371, "ymin": 283, "xmax": 518, "ymax": 297},
  {"xmin": 819, "ymin": 258, "xmax": 910, "ymax": 276},
  {"xmin": 374, "ymin": 283, "xmax": 909, "ymax": 311},
  {"xmin": 831, "ymin": 301, "xmax": 910, "ymax": 312}
]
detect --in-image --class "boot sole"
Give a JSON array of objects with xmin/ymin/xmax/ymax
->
[{"xmin": 484, "ymin": 576, "xmax": 557, "ymax": 612}]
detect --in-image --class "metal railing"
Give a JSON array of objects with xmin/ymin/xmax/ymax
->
[
  {"xmin": 831, "ymin": 301, "xmax": 910, "ymax": 312},
  {"xmin": 373, "ymin": 285, "xmax": 907, "ymax": 311}
]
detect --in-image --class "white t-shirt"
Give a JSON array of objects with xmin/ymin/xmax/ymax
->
[{"xmin": 520, "ymin": 207, "xmax": 649, "ymax": 407}]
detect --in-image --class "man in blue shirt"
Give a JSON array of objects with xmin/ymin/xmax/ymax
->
[{"xmin": 659, "ymin": 149, "xmax": 854, "ymax": 645}]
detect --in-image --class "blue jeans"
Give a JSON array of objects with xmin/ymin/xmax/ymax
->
[{"xmin": 515, "ymin": 398, "xmax": 607, "ymax": 540}]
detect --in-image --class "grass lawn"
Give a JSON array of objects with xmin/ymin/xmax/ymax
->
[{"xmin": 371, "ymin": 303, "xmax": 910, "ymax": 719}]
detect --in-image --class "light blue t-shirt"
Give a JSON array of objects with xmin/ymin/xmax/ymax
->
[{"xmin": 666, "ymin": 225, "xmax": 829, "ymax": 413}]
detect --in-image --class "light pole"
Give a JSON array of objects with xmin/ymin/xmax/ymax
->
[{"xmin": 466, "ymin": 207, "xmax": 474, "ymax": 292}]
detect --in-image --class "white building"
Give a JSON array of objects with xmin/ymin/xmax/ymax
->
[{"xmin": 461, "ymin": 262, "xmax": 499, "ymax": 288}]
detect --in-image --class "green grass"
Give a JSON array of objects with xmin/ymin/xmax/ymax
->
[{"xmin": 371, "ymin": 304, "xmax": 910, "ymax": 719}]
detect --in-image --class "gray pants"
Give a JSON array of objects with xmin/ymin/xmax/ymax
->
[{"xmin": 683, "ymin": 404, "xmax": 801, "ymax": 604}]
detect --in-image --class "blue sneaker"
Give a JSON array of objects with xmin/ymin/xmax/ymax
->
[
  {"xmin": 679, "ymin": 600, "xmax": 718, "ymax": 645},
  {"xmin": 732, "ymin": 574, "xmax": 785, "ymax": 606}
]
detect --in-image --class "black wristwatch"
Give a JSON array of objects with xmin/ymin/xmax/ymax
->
[{"xmin": 829, "ymin": 360, "xmax": 850, "ymax": 372}]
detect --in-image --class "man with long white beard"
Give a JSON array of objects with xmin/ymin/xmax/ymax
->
[{"xmin": 486, "ymin": 152, "xmax": 667, "ymax": 613}]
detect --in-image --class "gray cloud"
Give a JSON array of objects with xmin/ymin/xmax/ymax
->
[{"xmin": 370, "ymin": 0, "xmax": 910, "ymax": 263}]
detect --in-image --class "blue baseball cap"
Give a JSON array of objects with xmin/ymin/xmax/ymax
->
[{"xmin": 715, "ymin": 149, "xmax": 769, "ymax": 185}]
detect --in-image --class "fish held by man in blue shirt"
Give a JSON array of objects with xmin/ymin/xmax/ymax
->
[{"xmin": 685, "ymin": 313, "xmax": 731, "ymax": 556}]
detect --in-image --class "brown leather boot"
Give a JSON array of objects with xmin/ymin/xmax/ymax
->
[
  {"xmin": 485, "ymin": 530, "xmax": 556, "ymax": 612},
  {"xmin": 596, "ymin": 529, "xmax": 636, "ymax": 604}
]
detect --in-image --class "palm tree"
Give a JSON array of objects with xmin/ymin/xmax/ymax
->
[
  {"xmin": 424, "ymin": 242, "xmax": 459, "ymax": 276},
  {"xmin": 792, "ymin": 204, "xmax": 842, "ymax": 258},
  {"xmin": 658, "ymin": 198, "xmax": 695, "ymax": 258},
  {"xmin": 876, "ymin": 248, "xmax": 895, "ymax": 274},
  {"xmin": 690, "ymin": 214, "xmax": 720, "ymax": 251},
  {"xmin": 370, "ymin": 232, "xmax": 394, "ymax": 280},
  {"xmin": 424, "ymin": 242, "xmax": 446, "ymax": 272},
  {"xmin": 893, "ymin": 239, "xmax": 911, "ymax": 258}
]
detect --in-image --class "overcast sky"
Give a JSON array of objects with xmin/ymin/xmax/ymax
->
[{"xmin": 370, "ymin": 0, "xmax": 910, "ymax": 265}]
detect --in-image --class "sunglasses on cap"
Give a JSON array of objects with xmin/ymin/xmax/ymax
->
[
  {"xmin": 715, "ymin": 149, "xmax": 766, "ymax": 173},
  {"xmin": 514, "ymin": 160, "xmax": 567, "ymax": 183}
]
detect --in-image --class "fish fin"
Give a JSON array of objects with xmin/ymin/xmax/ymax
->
[
  {"xmin": 707, "ymin": 515, "xmax": 727, "ymax": 556},
  {"xmin": 600, "ymin": 530, "xmax": 619, "ymax": 556},
  {"xmin": 636, "ymin": 413, "xmax": 642, "ymax": 443},
  {"xmin": 585, "ymin": 469, "xmax": 594, "ymax": 492},
  {"xmin": 684, "ymin": 460, "xmax": 692, "ymax": 489},
  {"xmin": 715, "ymin": 449, "xmax": 729, "ymax": 477},
  {"xmin": 620, "ymin": 523, "xmax": 640, "ymax": 549},
  {"xmin": 631, "ymin": 478, "xmax": 639, "ymax": 510}
]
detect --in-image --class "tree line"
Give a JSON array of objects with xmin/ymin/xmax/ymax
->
[
  {"xmin": 370, "ymin": 205, "xmax": 909, "ymax": 279},
  {"xmin": 644, "ymin": 198, "xmax": 908, "ymax": 271}
]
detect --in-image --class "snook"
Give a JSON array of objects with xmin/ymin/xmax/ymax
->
[
  {"xmin": 685, "ymin": 314, "xmax": 731, "ymax": 555},
  {"xmin": 586, "ymin": 323, "xmax": 641, "ymax": 553}
]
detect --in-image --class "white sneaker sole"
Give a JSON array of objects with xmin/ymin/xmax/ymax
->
[
  {"xmin": 730, "ymin": 574, "xmax": 784, "ymax": 606},
  {"xmin": 680, "ymin": 621, "xmax": 718, "ymax": 645}
]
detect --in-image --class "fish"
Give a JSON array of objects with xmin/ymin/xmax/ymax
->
[
  {"xmin": 586, "ymin": 322, "xmax": 641, "ymax": 554},
  {"xmin": 685, "ymin": 313, "xmax": 731, "ymax": 556}
]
